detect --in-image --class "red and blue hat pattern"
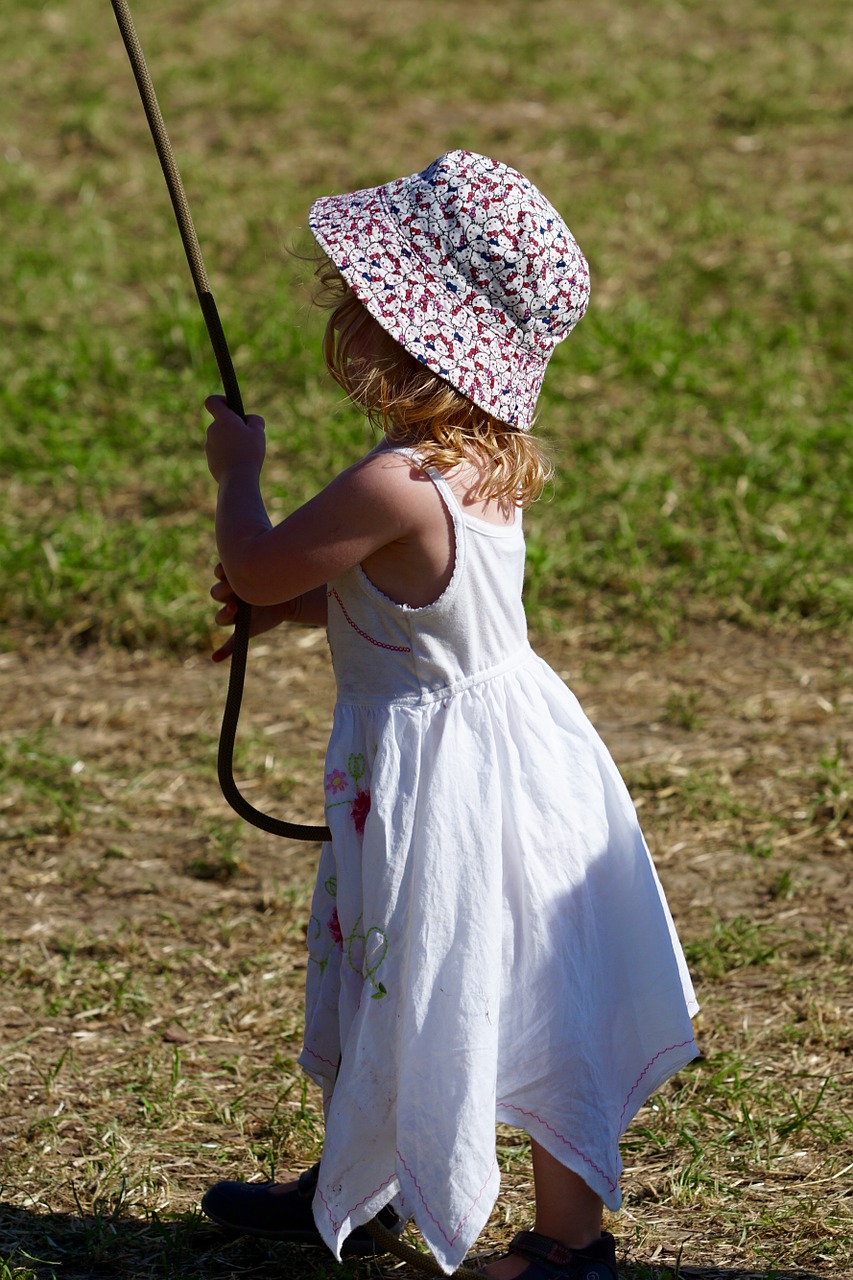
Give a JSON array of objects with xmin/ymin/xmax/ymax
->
[{"xmin": 309, "ymin": 151, "xmax": 589, "ymax": 431}]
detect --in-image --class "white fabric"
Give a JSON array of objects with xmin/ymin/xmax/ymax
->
[{"xmin": 299, "ymin": 457, "xmax": 698, "ymax": 1273}]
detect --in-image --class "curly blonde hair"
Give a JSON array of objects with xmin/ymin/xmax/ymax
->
[{"xmin": 313, "ymin": 257, "xmax": 552, "ymax": 507}]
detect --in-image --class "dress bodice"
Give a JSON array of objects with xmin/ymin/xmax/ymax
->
[{"xmin": 325, "ymin": 460, "xmax": 530, "ymax": 705}]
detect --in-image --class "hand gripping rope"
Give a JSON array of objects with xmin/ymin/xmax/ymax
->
[{"xmin": 110, "ymin": 5, "xmax": 484, "ymax": 1275}]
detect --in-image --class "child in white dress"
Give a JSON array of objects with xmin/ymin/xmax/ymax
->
[{"xmin": 201, "ymin": 150, "xmax": 698, "ymax": 1280}]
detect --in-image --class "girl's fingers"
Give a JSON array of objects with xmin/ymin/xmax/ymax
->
[
  {"xmin": 212, "ymin": 634, "xmax": 235, "ymax": 664},
  {"xmin": 215, "ymin": 601, "xmax": 237, "ymax": 625},
  {"xmin": 204, "ymin": 394, "xmax": 229, "ymax": 416},
  {"xmin": 204, "ymin": 396, "xmax": 265, "ymax": 432}
]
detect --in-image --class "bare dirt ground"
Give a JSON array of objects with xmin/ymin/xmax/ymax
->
[{"xmin": 1, "ymin": 621, "xmax": 851, "ymax": 1279}]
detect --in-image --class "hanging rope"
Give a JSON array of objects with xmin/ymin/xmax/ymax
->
[{"xmin": 110, "ymin": 0, "xmax": 330, "ymax": 843}]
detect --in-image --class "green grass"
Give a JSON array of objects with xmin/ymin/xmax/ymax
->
[
  {"xmin": 1, "ymin": 4, "xmax": 851, "ymax": 1278},
  {"xmin": 0, "ymin": 734, "xmax": 85, "ymax": 836},
  {"xmin": 1, "ymin": 0, "xmax": 850, "ymax": 652}
]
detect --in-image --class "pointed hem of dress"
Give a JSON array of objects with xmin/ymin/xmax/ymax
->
[
  {"xmin": 312, "ymin": 1154, "xmax": 500, "ymax": 1275},
  {"xmin": 497, "ymin": 1031, "xmax": 700, "ymax": 1212}
]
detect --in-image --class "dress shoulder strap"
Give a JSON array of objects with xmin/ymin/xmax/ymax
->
[
  {"xmin": 378, "ymin": 443, "xmax": 519, "ymax": 531},
  {"xmin": 377, "ymin": 444, "xmax": 463, "ymax": 513}
]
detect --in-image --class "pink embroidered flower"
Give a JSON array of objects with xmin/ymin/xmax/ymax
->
[
  {"xmin": 351, "ymin": 789, "xmax": 371, "ymax": 835},
  {"xmin": 325, "ymin": 768, "xmax": 348, "ymax": 794},
  {"xmin": 327, "ymin": 907, "xmax": 343, "ymax": 949}
]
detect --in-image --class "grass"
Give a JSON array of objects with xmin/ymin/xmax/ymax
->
[
  {"xmin": 1, "ymin": 637, "xmax": 849, "ymax": 1279},
  {"xmin": 0, "ymin": 734, "xmax": 86, "ymax": 836},
  {"xmin": 1, "ymin": 1, "xmax": 852, "ymax": 1277},
  {"xmin": 1, "ymin": 0, "xmax": 851, "ymax": 651}
]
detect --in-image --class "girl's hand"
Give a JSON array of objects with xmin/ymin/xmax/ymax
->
[
  {"xmin": 205, "ymin": 395, "xmax": 266, "ymax": 482},
  {"xmin": 209, "ymin": 562, "xmax": 299, "ymax": 663}
]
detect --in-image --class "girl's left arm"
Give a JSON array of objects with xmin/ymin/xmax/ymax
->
[{"xmin": 204, "ymin": 396, "xmax": 423, "ymax": 607}]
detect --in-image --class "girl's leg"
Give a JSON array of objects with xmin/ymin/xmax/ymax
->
[
  {"xmin": 530, "ymin": 1140, "xmax": 603, "ymax": 1246},
  {"xmin": 483, "ymin": 1139, "xmax": 604, "ymax": 1279}
]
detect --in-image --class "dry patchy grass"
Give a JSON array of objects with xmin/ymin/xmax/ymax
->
[
  {"xmin": 1, "ymin": 2, "xmax": 851, "ymax": 1277},
  {"xmin": 1, "ymin": 623, "xmax": 851, "ymax": 1278}
]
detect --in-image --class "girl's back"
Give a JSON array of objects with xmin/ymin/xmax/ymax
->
[{"xmin": 328, "ymin": 447, "xmax": 529, "ymax": 706}]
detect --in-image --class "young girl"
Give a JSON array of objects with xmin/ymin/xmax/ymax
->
[{"xmin": 201, "ymin": 150, "xmax": 699, "ymax": 1280}]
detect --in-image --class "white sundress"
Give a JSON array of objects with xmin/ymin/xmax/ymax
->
[{"xmin": 298, "ymin": 453, "xmax": 699, "ymax": 1274}]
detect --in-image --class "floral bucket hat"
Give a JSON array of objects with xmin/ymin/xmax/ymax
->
[{"xmin": 309, "ymin": 149, "xmax": 590, "ymax": 431}]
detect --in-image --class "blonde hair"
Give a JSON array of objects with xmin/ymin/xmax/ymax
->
[{"xmin": 313, "ymin": 257, "xmax": 552, "ymax": 507}]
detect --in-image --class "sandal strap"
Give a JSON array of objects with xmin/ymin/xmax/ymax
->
[
  {"xmin": 508, "ymin": 1232, "xmax": 575, "ymax": 1269},
  {"xmin": 507, "ymin": 1230, "xmax": 618, "ymax": 1280}
]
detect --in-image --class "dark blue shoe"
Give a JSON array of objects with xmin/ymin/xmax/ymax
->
[
  {"xmin": 480, "ymin": 1231, "xmax": 618, "ymax": 1280},
  {"xmin": 200, "ymin": 1162, "xmax": 403, "ymax": 1257}
]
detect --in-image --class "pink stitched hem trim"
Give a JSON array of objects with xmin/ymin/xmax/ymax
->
[
  {"xmin": 397, "ymin": 1148, "xmax": 496, "ymax": 1250},
  {"xmin": 315, "ymin": 1172, "xmax": 398, "ymax": 1235},
  {"xmin": 500, "ymin": 1038, "xmax": 698, "ymax": 1197},
  {"xmin": 619, "ymin": 1037, "xmax": 697, "ymax": 1127},
  {"xmin": 301, "ymin": 1045, "xmax": 339, "ymax": 1072},
  {"xmin": 315, "ymin": 1151, "xmax": 496, "ymax": 1254},
  {"xmin": 328, "ymin": 588, "xmax": 412, "ymax": 652},
  {"xmin": 308, "ymin": 1039, "xmax": 697, "ymax": 1252},
  {"xmin": 498, "ymin": 1102, "xmax": 617, "ymax": 1193}
]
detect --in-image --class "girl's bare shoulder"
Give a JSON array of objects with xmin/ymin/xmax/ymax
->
[
  {"xmin": 336, "ymin": 445, "xmax": 443, "ymax": 517},
  {"xmin": 350, "ymin": 446, "xmax": 515, "ymax": 527}
]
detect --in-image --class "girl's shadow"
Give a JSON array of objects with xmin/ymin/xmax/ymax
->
[
  {"xmin": 0, "ymin": 1202, "xmax": 833, "ymax": 1280},
  {"xmin": 0, "ymin": 1201, "xmax": 345, "ymax": 1279}
]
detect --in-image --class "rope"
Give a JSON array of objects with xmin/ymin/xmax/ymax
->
[
  {"xmin": 110, "ymin": 0, "xmax": 330, "ymax": 844},
  {"xmin": 364, "ymin": 1218, "xmax": 484, "ymax": 1278},
  {"xmin": 217, "ymin": 602, "xmax": 331, "ymax": 842}
]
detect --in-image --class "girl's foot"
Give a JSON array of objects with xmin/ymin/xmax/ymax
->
[
  {"xmin": 480, "ymin": 1230, "xmax": 618, "ymax": 1280},
  {"xmin": 200, "ymin": 1163, "xmax": 403, "ymax": 1255},
  {"xmin": 481, "ymin": 1142, "xmax": 611, "ymax": 1279},
  {"xmin": 481, "ymin": 1249, "xmax": 530, "ymax": 1279}
]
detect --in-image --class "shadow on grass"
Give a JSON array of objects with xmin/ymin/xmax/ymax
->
[
  {"xmin": 0, "ymin": 1204, "xmax": 832, "ymax": 1280},
  {"xmin": 0, "ymin": 1202, "xmax": 366, "ymax": 1280}
]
